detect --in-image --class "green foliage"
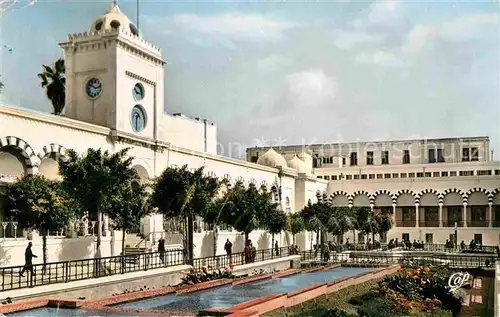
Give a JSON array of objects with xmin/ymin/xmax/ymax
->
[
  {"xmin": 262, "ymin": 202, "xmax": 286, "ymax": 236},
  {"xmin": 290, "ymin": 212, "xmax": 305, "ymax": 235},
  {"xmin": 150, "ymin": 165, "xmax": 219, "ymax": 219},
  {"xmin": 38, "ymin": 58, "xmax": 65, "ymax": 115},
  {"xmin": 107, "ymin": 181, "xmax": 148, "ymax": 234},
  {"xmin": 3, "ymin": 174, "xmax": 74, "ymax": 233}
]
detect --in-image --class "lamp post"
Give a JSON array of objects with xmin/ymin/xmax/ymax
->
[{"xmin": 454, "ymin": 222, "xmax": 458, "ymax": 250}]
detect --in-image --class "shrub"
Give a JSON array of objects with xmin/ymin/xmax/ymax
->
[{"xmin": 180, "ymin": 264, "xmax": 235, "ymax": 285}]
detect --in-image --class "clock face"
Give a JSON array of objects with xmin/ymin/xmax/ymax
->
[
  {"xmin": 132, "ymin": 83, "xmax": 144, "ymax": 101},
  {"xmin": 131, "ymin": 105, "xmax": 146, "ymax": 132},
  {"xmin": 85, "ymin": 78, "xmax": 103, "ymax": 99}
]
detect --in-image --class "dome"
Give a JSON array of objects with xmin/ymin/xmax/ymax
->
[
  {"xmin": 287, "ymin": 156, "xmax": 309, "ymax": 174},
  {"xmin": 88, "ymin": 1, "xmax": 141, "ymax": 37},
  {"xmin": 256, "ymin": 148, "xmax": 287, "ymax": 168},
  {"xmin": 298, "ymin": 152, "xmax": 312, "ymax": 161}
]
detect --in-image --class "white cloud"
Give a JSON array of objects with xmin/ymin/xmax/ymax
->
[
  {"xmin": 402, "ymin": 25, "xmax": 439, "ymax": 54},
  {"xmin": 351, "ymin": 0, "xmax": 399, "ymax": 28},
  {"xmin": 171, "ymin": 13, "xmax": 297, "ymax": 43},
  {"xmin": 402, "ymin": 13, "xmax": 498, "ymax": 54},
  {"xmin": 333, "ymin": 29, "xmax": 385, "ymax": 50},
  {"xmin": 440, "ymin": 13, "xmax": 498, "ymax": 42},
  {"xmin": 355, "ymin": 51, "xmax": 405, "ymax": 67},
  {"xmin": 257, "ymin": 54, "xmax": 292, "ymax": 73},
  {"xmin": 285, "ymin": 69, "xmax": 337, "ymax": 109}
]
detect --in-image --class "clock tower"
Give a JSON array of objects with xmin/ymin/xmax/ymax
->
[{"xmin": 60, "ymin": 1, "xmax": 165, "ymax": 139}]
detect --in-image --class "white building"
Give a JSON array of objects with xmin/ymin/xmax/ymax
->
[
  {"xmin": 247, "ymin": 137, "xmax": 500, "ymax": 245},
  {"xmin": 0, "ymin": 3, "xmax": 326, "ymax": 266}
]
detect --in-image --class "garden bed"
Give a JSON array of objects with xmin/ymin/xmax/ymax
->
[{"xmin": 264, "ymin": 264, "xmax": 464, "ymax": 317}]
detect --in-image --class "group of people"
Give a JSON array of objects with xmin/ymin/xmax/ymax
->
[{"xmin": 243, "ymin": 240, "xmax": 258, "ymax": 263}]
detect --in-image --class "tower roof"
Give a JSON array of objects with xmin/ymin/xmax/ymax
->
[{"xmin": 88, "ymin": 1, "xmax": 141, "ymax": 37}]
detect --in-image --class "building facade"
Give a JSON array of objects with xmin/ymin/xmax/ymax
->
[
  {"xmin": 0, "ymin": 3, "xmax": 326, "ymax": 266},
  {"xmin": 247, "ymin": 137, "xmax": 500, "ymax": 245}
]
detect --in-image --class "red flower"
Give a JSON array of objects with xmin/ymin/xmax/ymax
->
[
  {"xmin": 397, "ymin": 268, "xmax": 404, "ymax": 272},
  {"xmin": 412, "ymin": 269, "xmax": 419, "ymax": 274},
  {"xmin": 230, "ymin": 264, "xmax": 235, "ymax": 269},
  {"xmin": 432, "ymin": 274, "xmax": 437, "ymax": 278},
  {"xmin": 201, "ymin": 266, "xmax": 207, "ymax": 271},
  {"xmin": 423, "ymin": 267, "xmax": 429, "ymax": 273},
  {"xmin": 412, "ymin": 275, "xmax": 418, "ymax": 279},
  {"xmin": 420, "ymin": 281, "xmax": 426, "ymax": 285}
]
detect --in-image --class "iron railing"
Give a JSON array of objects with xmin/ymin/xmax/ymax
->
[
  {"xmin": 191, "ymin": 246, "xmax": 290, "ymax": 270},
  {"xmin": 0, "ymin": 249, "xmax": 184, "ymax": 292},
  {"xmin": 300, "ymin": 250, "xmax": 498, "ymax": 269},
  {"xmin": 0, "ymin": 246, "xmax": 294, "ymax": 292}
]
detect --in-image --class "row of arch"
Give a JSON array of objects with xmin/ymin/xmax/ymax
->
[{"xmin": 321, "ymin": 188, "xmax": 500, "ymax": 207}]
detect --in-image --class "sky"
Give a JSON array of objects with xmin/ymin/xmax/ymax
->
[{"xmin": 0, "ymin": 0, "xmax": 499, "ymax": 159}]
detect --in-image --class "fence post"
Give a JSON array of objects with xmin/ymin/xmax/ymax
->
[{"xmin": 64, "ymin": 261, "xmax": 69, "ymax": 283}]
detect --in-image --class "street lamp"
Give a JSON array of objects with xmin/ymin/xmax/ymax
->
[{"xmin": 454, "ymin": 222, "xmax": 458, "ymax": 250}]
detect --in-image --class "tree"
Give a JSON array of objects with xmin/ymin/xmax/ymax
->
[
  {"xmin": 261, "ymin": 200, "xmax": 286, "ymax": 251},
  {"xmin": 150, "ymin": 165, "xmax": 219, "ymax": 263},
  {"xmin": 299, "ymin": 200, "xmax": 331, "ymax": 245},
  {"xmin": 38, "ymin": 58, "xmax": 65, "ymax": 115},
  {"xmin": 4, "ymin": 175, "xmax": 74, "ymax": 272},
  {"xmin": 218, "ymin": 183, "xmax": 269, "ymax": 244},
  {"xmin": 107, "ymin": 181, "xmax": 149, "ymax": 258},
  {"xmin": 290, "ymin": 213, "xmax": 305, "ymax": 245},
  {"xmin": 58, "ymin": 148, "xmax": 137, "ymax": 261}
]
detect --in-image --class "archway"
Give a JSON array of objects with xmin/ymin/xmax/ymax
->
[
  {"xmin": 38, "ymin": 153, "xmax": 61, "ymax": 180},
  {"xmin": 396, "ymin": 192, "xmax": 416, "ymax": 227},
  {"xmin": 419, "ymin": 191, "xmax": 439, "ymax": 227},
  {"xmin": 331, "ymin": 194, "xmax": 349, "ymax": 207},
  {"xmin": 466, "ymin": 189, "xmax": 488, "ymax": 227},
  {"xmin": 0, "ymin": 146, "xmax": 27, "ymax": 179},
  {"xmin": 493, "ymin": 190, "xmax": 500, "ymax": 228},
  {"xmin": 443, "ymin": 190, "xmax": 463, "ymax": 227},
  {"xmin": 132, "ymin": 165, "xmax": 150, "ymax": 185}
]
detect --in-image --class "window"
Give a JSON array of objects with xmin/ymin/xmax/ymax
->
[
  {"xmin": 317, "ymin": 176, "xmax": 323, "ymax": 179},
  {"xmin": 250, "ymin": 156, "xmax": 258, "ymax": 163},
  {"xmin": 342, "ymin": 157, "xmax": 346, "ymax": 165},
  {"xmin": 424, "ymin": 172, "xmax": 431, "ymax": 177},
  {"xmin": 324, "ymin": 176, "xmax": 330, "ymax": 180},
  {"xmin": 477, "ymin": 170, "xmax": 492, "ymax": 176},
  {"xmin": 462, "ymin": 148, "xmax": 470, "ymax": 161},
  {"xmin": 377, "ymin": 174, "xmax": 383, "ymax": 179},
  {"xmin": 322, "ymin": 157, "xmax": 333, "ymax": 164},
  {"xmin": 350, "ymin": 152, "xmax": 358, "ymax": 166},
  {"xmin": 471, "ymin": 147, "xmax": 479, "ymax": 161},
  {"xmin": 459, "ymin": 170, "xmax": 474, "ymax": 176},
  {"xmin": 403, "ymin": 150, "xmax": 410, "ymax": 164},
  {"xmin": 353, "ymin": 175, "xmax": 360, "ymax": 180},
  {"xmin": 400, "ymin": 173, "xmax": 407, "ymax": 178},
  {"xmin": 369, "ymin": 174, "xmax": 375, "ymax": 179},
  {"xmin": 441, "ymin": 171, "xmax": 448, "ymax": 177},
  {"xmin": 409, "ymin": 172, "xmax": 415, "ymax": 178},
  {"xmin": 450, "ymin": 171, "xmax": 457, "ymax": 176},
  {"xmin": 474, "ymin": 234, "xmax": 482, "ymax": 245},
  {"xmin": 361, "ymin": 174, "xmax": 367, "ymax": 179},
  {"xmin": 402, "ymin": 233, "xmax": 410, "ymax": 242},
  {"xmin": 428, "ymin": 149, "xmax": 436, "ymax": 163},
  {"xmin": 331, "ymin": 175, "xmax": 338, "ymax": 180},
  {"xmin": 437, "ymin": 149, "xmax": 445, "ymax": 162},
  {"xmin": 366, "ymin": 151, "xmax": 374, "ymax": 165},
  {"xmin": 433, "ymin": 172, "xmax": 440, "ymax": 177},
  {"xmin": 346, "ymin": 175, "xmax": 352, "ymax": 180},
  {"xmin": 425, "ymin": 233, "xmax": 433, "ymax": 244},
  {"xmin": 392, "ymin": 173, "xmax": 399, "ymax": 178},
  {"xmin": 495, "ymin": 170, "xmax": 500, "ymax": 175},
  {"xmin": 384, "ymin": 173, "xmax": 391, "ymax": 178},
  {"xmin": 381, "ymin": 151, "xmax": 389, "ymax": 164},
  {"xmin": 417, "ymin": 172, "xmax": 423, "ymax": 177}
]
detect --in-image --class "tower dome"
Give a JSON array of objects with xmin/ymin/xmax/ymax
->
[
  {"xmin": 88, "ymin": 1, "xmax": 141, "ymax": 36},
  {"xmin": 287, "ymin": 156, "xmax": 309, "ymax": 174},
  {"xmin": 256, "ymin": 148, "xmax": 288, "ymax": 168}
]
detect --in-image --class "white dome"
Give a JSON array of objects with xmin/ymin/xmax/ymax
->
[
  {"xmin": 297, "ymin": 152, "xmax": 313, "ymax": 174},
  {"xmin": 287, "ymin": 156, "xmax": 309, "ymax": 174},
  {"xmin": 256, "ymin": 148, "xmax": 287, "ymax": 168},
  {"xmin": 88, "ymin": 2, "xmax": 141, "ymax": 36}
]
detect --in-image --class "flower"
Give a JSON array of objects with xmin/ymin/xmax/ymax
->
[
  {"xmin": 230, "ymin": 264, "xmax": 235, "ymax": 269},
  {"xmin": 431, "ymin": 274, "xmax": 437, "ymax": 278},
  {"xmin": 412, "ymin": 275, "xmax": 417, "ymax": 279},
  {"xmin": 420, "ymin": 281, "xmax": 426, "ymax": 285},
  {"xmin": 397, "ymin": 268, "xmax": 404, "ymax": 272},
  {"xmin": 412, "ymin": 269, "xmax": 419, "ymax": 274},
  {"xmin": 201, "ymin": 266, "xmax": 207, "ymax": 271},
  {"xmin": 423, "ymin": 267, "xmax": 429, "ymax": 273}
]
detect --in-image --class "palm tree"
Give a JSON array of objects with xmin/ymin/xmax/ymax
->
[{"xmin": 38, "ymin": 58, "xmax": 65, "ymax": 115}]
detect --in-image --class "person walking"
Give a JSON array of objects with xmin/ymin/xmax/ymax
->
[
  {"xmin": 274, "ymin": 240, "xmax": 279, "ymax": 256},
  {"xmin": 20, "ymin": 242, "xmax": 37, "ymax": 277},
  {"xmin": 224, "ymin": 239, "xmax": 232, "ymax": 263},
  {"xmin": 158, "ymin": 238, "xmax": 166, "ymax": 264}
]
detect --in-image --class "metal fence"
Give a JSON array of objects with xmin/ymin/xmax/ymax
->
[
  {"xmin": 0, "ymin": 249, "xmax": 184, "ymax": 292},
  {"xmin": 300, "ymin": 250, "xmax": 498, "ymax": 269},
  {"xmin": 0, "ymin": 246, "xmax": 294, "ymax": 292}
]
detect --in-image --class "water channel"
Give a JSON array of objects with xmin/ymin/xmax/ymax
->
[{"xmin": 9, "ymin": 267, "xmax": 373, "ymax": 316}]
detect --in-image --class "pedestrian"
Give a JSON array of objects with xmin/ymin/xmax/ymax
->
[
  {"xmin": 274, "ymin": 240, "xmax": 279, "ymax": 256},
  {"xmin": 250, "ymin": 242, "xmax": 257, "ymax": 263},
  {"xmin": 20, "ymin": 242, "xmax": 37, "ymax": 277},
  {"xmin": 224, "ymin": 239, "xmax": 232, "ymax": 264},
  {"xmin": 244, "ymin": 240, "xmax": 251, "ymax": 264},
  {"xmin": 158, "ymin": 237, "xmax": 166, "ymax": 264}
]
